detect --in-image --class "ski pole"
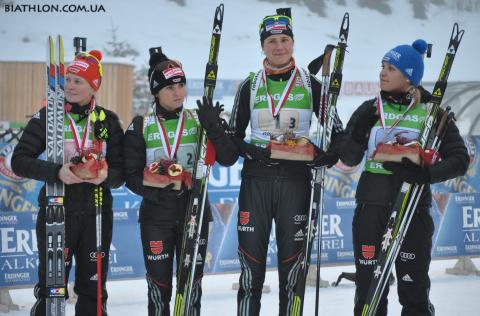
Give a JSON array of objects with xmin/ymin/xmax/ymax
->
[
  {"xmin": 73, "ymin": 37, "xmax": 86, "ymax": 57},
  {"xmin": 314, "ymin": 44, "xmax": 334, "ymax": 316},
  {"xmin": 95, "ymin": 186, "xmax": 103, "ymax": 316}
]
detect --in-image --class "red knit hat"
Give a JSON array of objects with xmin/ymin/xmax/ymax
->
[{"xmin": 66, "ymin": 50, "xmax": 103, "ymax": 91}]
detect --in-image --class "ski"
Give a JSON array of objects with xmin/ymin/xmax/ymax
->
[
  {"xmin": 173, "ymin": 4, "xmax": 224, "ymax": 316},
  {"xmin": 361, "ymin": 23, "xmax": 465, "ymax": 316},
  {"xmin": 45, "ymin": 35, "xmax": 66, "ymax": 316},
  {"xmin": 290, "ymin": 12, "xmax": 349, "ymax": 316}
]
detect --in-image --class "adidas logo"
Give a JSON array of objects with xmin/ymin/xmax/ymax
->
[
  {"xmin": 33, "ymin": 111, "xmax": 41, "ymax": 119},
  {"xmin": 153, "ymin": 80, "xmax": 159, "ymax": 88},
  {"xmin": 294, "ymin": 230, "xmax": 304, "ymax": 238},
  {"xmin": 405, "ymin": 68, "xmax": 413, "ymax": 76},
  {"xmin": 127, "ymin": 123, "xmax": 134, "ymax": 131},
  {"xmin": 90, "ymin": 274, "xmax": 98, "ymax": 281},
  {"xmin": 402, "ymin": 274, "xmax": 413, "ymax": 282}
]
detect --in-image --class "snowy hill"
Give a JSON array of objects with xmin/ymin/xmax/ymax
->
[{"xmin": 0, "ymin": 0, "xmax": 479, "ymax": 83}]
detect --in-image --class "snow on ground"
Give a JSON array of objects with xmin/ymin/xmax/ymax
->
[{"xmin": 7, "ymin": 258, "xmax": 480, "ymax": 315}]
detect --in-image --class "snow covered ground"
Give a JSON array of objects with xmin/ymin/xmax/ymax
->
[{"xmin": 7, "ymin": 258, "xmax": 480, "ymax": 315}]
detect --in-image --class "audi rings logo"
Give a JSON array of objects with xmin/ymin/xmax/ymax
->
[
  {"xmin": 399, "ymin": 252, "xmax": 415, "ymax": 260},
  {"xmin": 89, "ymin": 251, "xmax": 106, "ymax": 260},
  {"xmin": 294, "ymin": 215, "xmax": 307, "ymax": 222}
]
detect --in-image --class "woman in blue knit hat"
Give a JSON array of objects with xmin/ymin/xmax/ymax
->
[{"xmin": 338, "ymin": 40, "xmax": 469, "ymax": 315}]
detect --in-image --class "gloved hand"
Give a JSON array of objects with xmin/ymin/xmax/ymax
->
[
  {"xmin": 308, "ymin": 54, "xmax": 324, "ymax": 75},
  {"xmin": 196, "ymin": 96, "xmax": 224, "ymax": 138},
  {"xmin": 352, "ymin": 104, "xmax": 378, "ymax": 143},
  {"xmin": 233, "ymin": 138, "xmax": 272, "ymax": 164},
  {"xmin": 383, "ymin": 157, "xmax": 431, "ymax": 184},
  {"xmin": 307, "ymin": 45, "xmax": 335, "ymax": 75},
  {"xmin": 308, "ymin": 145, "xmax": 339, "ymax": 168},
  {"xmin": 417, "ymin": 85, "xmax": 432, "ymax": 103}
]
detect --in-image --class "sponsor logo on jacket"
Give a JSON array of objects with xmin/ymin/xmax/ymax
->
[
  {"xmin": 238, "ymin": 211, "xmax": 254, "ymax": 232},
  {"xmin": 150, "ymin": 240, "xmax": 163, "ymax": 254},
  {"xmin": 362, "ymin": 245, "xmax": 375, "ymax": 259}
]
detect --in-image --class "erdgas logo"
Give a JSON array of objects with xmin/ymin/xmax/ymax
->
[
  {"xmin": 255, "ymin": 93, "xmax": 305, "ymax": 104},
  {"xmin": 147, "ymin": 127, "xmax": 197, "ymax": 142},
  {"xmin": 383, "ymin": 112, "xmax": 422, "ymax": 122}
]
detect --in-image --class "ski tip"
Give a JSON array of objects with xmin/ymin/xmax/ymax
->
[
  {"xmin": 57, "ymin": 35, "xmax": 64, "ymax": 64},
  {"xmin": 216, "ymin": 3, "xmax": 224, "ymax": 19},
  {"xmin": 339, "ymin": 12, "xmax": 349, "ymax": 42},
  {"xmin": 452, "ymin": 22, "xmax": 465, "ymax": 43}
]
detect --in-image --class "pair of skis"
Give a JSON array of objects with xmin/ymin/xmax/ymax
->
[
  {"xmin": 290, "ymin": 12, "xmax": 350, "ymax": 316},
  {"xmin": 45, "ymin": 35, "xmax": 66, "ymax": 316},
  {"xmin": 174, "ymin": 4, "xmax": 224, "ymax": 316},
  {"xmin": 361, "ymin": 23, "xmax": 465, "ymax": 316}
]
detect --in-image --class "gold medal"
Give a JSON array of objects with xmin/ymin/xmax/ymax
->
[
  {"xmin": 167, "ymin": 163, "xmax": 183, "ymax": 176},
  {"xmin": 148, "ymin": 162, "xmax": 161, "ymax": 174}
]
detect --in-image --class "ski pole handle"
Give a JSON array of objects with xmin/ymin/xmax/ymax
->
[
  {"xmin": 73, "ymin": 37, "xmax": 87, "ymax": 56},
  {"xmin": 426, "ymin": 43, "xmax": 433, "ymax": 58},
  {"xmin": 435, "ymin": 106, "xmax": 451, "ymax": 137},
  {"xmin": 322, "ymin": 45, "xmax": 335, "ymax": 77}
]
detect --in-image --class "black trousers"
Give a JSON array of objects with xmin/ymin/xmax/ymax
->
[
  {"xmin": 352, "ymin": 203, "xmax": 436, "ymax": 316},
  {"xmin": 31, "ymin": 209, "xmax": 113, "ymax": 316},
  {"xmin": 236, "ymin": 175, "xmax": 310, "ymax": 316},
  {"xmin": 140, "ymin": 216, "xmax": 209, "ymax": 316}
]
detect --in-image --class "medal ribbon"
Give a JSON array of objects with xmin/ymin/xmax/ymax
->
[
  {"xmin": 377, "ymin": 94, "xmax": 416, "ymax": 130},
  {"xmin": 66, "ymin": 98, "xmax": 96, "ymax": 153},
  {"xmin": 262, "ymin": 66, "xmax": 298, "ymax": 117},
  {"xmin": 156, "ymin": 109, "xmax": 185, "ymax": 160}
]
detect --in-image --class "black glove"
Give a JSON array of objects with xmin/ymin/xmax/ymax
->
[
  {"xmin": 417, "ymin": 85, "xmax": 432, "ymax": 103},
  {"xmin": 308, "ymin": 145, "xmax": 339, "ymax": 168},
  {"xmin": 233, "ymin": 138, "xmax": 272, "ymax": 164},
  {"xmin": 308, "ymin": 44, "xmax": 335, "ymax": 75},
  {"xmin": 352, "ymin": 104, "xmax": 378, "ymax": 143},
  {"xmin": 308, "ymin": 54, "xmax": 324, "ymax": 75},
  {"xmin": 383, "ymin": 157, "xmax": 431, "ymax": 184},
  {"xmin": 196, "ymin": 96, "xmax": 224, "ymax": 138}
]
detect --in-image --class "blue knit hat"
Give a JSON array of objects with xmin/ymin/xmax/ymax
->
[{"xmin": 382, "ymin": 39, "xmax": 428, "ymax": 86}]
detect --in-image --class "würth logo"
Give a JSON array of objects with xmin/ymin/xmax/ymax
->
[
  {"xmin": 362, "ymin": 245, "xmax": 375, "ymax": 260},
  {"xmin": 150, "ymin": 241, "xmax": 163, "ymax": 254},
  {"xmin": 239, "ymin": 211, "xmax": 250, "ymax": 225}
]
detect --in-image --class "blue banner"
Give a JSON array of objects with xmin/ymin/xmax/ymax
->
[{"xmin": 2, "ymin": 131, "xmax": 480, "ymax": 287}]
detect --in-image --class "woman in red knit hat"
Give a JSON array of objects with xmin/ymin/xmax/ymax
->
[{"xmin": 12, "ymin": 49, "xmax": 125, "ymax": 316}]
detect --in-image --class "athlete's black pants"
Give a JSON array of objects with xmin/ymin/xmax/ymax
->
[
  {"xmin": 236, "ymin": 175, "xmax": 310, "ymax": 316},
  {"xmin": 352, "ymin": 203, "xmax": 436, "ymax": 316},
  {"xmin": 31, "ymin": 208, "xmax": 113, "ymax": 316},
  {"xmin": 140, "ymin": 217, "xmax": 209, "ymax": 316}
]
